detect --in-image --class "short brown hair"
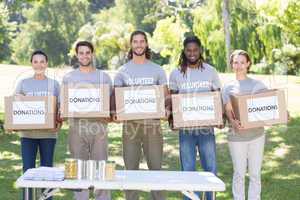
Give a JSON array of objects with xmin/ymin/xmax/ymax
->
[
  {"xmin": 229, "ymin": 49, "xmax": 252, "ymax": 72},
  {"xmin": 75, "ymin": 41, "xmax": 94, "ymax": 54}
]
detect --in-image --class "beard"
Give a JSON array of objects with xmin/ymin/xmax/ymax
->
[
  {"xmin": 78, "ymin": 61, "xmax": 91, "ymax": 67},
  {"xmin": 187, "ymin": 57, "xmax": 200, "ymax": 65},
  {"xmin": 132, "ymin": 48, "xmax": 147, "ymax": 57}
]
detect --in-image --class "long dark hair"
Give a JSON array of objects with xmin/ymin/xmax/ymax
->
[
  {"xmin": 178, "ymin": 36, "xmax": 204, "ymax": 75},
  {"xmin": 127, "ymin": 30, "xmax": 151, "ymax": 60}
]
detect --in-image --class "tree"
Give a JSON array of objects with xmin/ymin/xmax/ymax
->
[
  {"xmin": 0, "ymin": 2, "xmax": 16, "ymax": 62},
  {"xmin": 71, "ymin": 0, "xmax": 135, "ymax": 69},
  {"xmin": 11, "ymin": 0, "xmax": 91, "ymax": 67},
  {"xmin": 223, "ymin": 0, "xmax": 231, "ymax": 71},
  {"xmin": 152, "ymin": 16, "xmax": 189, "ymax": 70},
  {"xmin": 279, "ymin": 0, "xmax": 300, "ymax": 46},
  {"xmin": 122, "ymin": 0, "xmax": 160, "ymax": 33},
  {"xmin": 193, "ymin": 0, "xmax": 227, "ymax": 71}
]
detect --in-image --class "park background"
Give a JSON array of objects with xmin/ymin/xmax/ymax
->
[{"xmin": 0, "ymin": 0, "xmax": 299, "ymax": 199}]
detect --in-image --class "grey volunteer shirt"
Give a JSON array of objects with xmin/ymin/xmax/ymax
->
[
  {"xmin": 114, "ymin": 60, "xmax": 167, "ymax": 87},
  {"xmin": 62, "ymin": 68, "xmax": 112, "ymax": 92},
  {"xmin": 169, "ymin": 63, "xmax": 222, "ymax": 131},
  {"xmin": 222, "ymin": 77, "xmax": 267, "ymax": 142},
  {"xmin": 114, "ymin": 60, "xmax": 167, "ymax": 124},
  {"xmin": 15, "ymin": 76, "xmax": 60, "ymax": 139},
  {"xmin": 62, "ymin": 68, "xmax": 113, "ymax": 132},
  {"xmin": 169, "ymin": 63, "xmax": 221, "ymax": 93}
]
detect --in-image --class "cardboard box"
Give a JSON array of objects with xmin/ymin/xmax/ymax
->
[
  {"xmin": 171, "ymin": 91, "xmax": 223, "ymax": 129},
  {"xmin": 60, "ymin": 84, "xmax": 110, "ymax": 118},
  {"xmin": 4, "ymin": 96, "xmax": 56, "ymax": 130},
  {"xmin": 115, "ymin": 85, "xmax": 166, "ymax": 121},
  {"xmin": 230, "ymin": 89, "xmax": 287, "ymax": 129}
]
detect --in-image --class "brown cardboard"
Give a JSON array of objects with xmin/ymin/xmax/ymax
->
[
  {"xmin": 230, "ymin": 89, "xmax": 287, "ymax": 129},
  {"xmin": 4, "ymin": 96, "xmax": 56, "ymax": 130},
  {"xmin": 60, "ymin": 84, "xmax": 110, "ymax": 118},
  {"xmin": 115, "ymin": 85, "xmax": 166, "ymax": 121},
  {"xmin": 171, "ymin": 91, "xmax": 223, "ymax": 129}
]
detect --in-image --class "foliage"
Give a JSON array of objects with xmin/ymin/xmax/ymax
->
[
  {"xmin": 1, "ymin": 0, "xmax": 299, "ymax": 75},
  {"xmin": 0, "ymin": 2, "xmax": 16, "ymax": 62},
  {"xmin": 71, "ymin": 0, "xmax": 135, "ymax": 69},
  {"xmin": 152, "ymin": 16, "xmax": 189, "ymax": 68},
  {"xmin": 11, "ymin": 0, "xmax": 91, "ymax": 67}
]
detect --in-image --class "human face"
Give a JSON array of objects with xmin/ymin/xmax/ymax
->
[
  {"xmin": 231, "ymin": 54, "xmax": 250, "ymax": 76},
  {"xmin": 31, "ymin": 54, "xmax": 47, "ymax": 75},
  {"xmin": 76, "ymin": 45, "xmax": 93, "ymax": 67},
  {"xmin": 184, "ymin": 42, "xmax": 201, "ymax": 65},
  {"xmin": 131, "ymin": 34, "xmax": 147, "ymax": 57}
]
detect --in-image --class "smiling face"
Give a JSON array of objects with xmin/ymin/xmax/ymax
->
[
  {"xmin": 131, "ymin": 34, "xmax": 148, "ymax": 57},
  {"xmin": 76, "ymin": 45, "xmax": 93, "ymax": 67},
  {"xmin": 31, "ymin": 54, "xmax": 48, "ymax": 75},
  {"xmin": 231, "ymin": 54, "xmax": 250, "ymax": 76},
  {"xmin": 184, "ymin": 42, "xmax": 201, "ymax": 65}
]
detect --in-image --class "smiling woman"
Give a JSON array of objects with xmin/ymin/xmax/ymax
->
[
  {"xmin": 222, "ymin": 49, "xmax": 269, "ymax": 200},
  {"xmin": 31, "ymin": 51, "xmax": 48, "ymax": 79},
  {"xmin": 14, "ymin": 50, "xmax": 61, "ymax": 200}
]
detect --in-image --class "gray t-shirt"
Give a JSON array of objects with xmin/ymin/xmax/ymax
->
[
  {"xmin": 169, "ymin": 63, "xmax": 222, "ymax": 131},
  {"xmin": 62, "ymin": 68, "xmax": 113, "ymax": 131},
  {"xmin": 169, "ymin": 63, "xmax": 221, "ymax": 93},
  {"xmin": 114, "ymin": 60, "xmax": 167, "ymax": 87},
  {"xmin": 114, "ymin": 60, "xmax": 167, "ymax": 124},
  {"xmin": 222, "ymin": 77, "xmax": 267, "ymax": 141},
  {"xmin": 62, "ymin": 68, "xmax": 112, "ymax": 92},
  {"xmin": 14, "ymin": 76, "xmax": 60, "ymax": 139}
]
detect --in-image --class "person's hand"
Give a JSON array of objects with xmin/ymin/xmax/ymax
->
[
  {"xmin": 216, "ymin": 124, "xmax": 225, "ymax": 129},
  {"xmin": 99, "ymin": 117, "xmax": 112, "ymax": 123},
  {"xmin": 5, "ymin": 129, "xmax": 14, "ymax": 133},
  {"xmin": 287, "ymin": 111, "xmax": 291, "ymax": 123},
  {"xmin": 111, "ymin": 114, "xmax": 121, "ymax": 123},
  {"xmin": 166, "ymin": 109, "xmax": 172, "ymax": 119},
  {"xmin": 161, "ymin": 109, "xmax": 171, "ymax": 121},
  {"xmin": 230, "ymin": 119, "xmax": 243, "ymax": 131},
  {"xmin": 49, "ymin": 121, "xmax": 62, "ymax": 133}
]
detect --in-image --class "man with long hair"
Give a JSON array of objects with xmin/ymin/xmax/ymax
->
[
  {"xmin": 113, "ymin": 30, "xmax": 167, "ymax": 200},
  {"xmin": 169, "ymin": 36, "xmax": 221, "ymax": 200}
]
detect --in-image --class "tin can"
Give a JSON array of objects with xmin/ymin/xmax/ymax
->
[
  {"xmin": 65, "ymin": 158, "xmax": 77, "ymax": 179},
  {"xmin": 77, "ymin": 160, "xmax": 86, "ymax": 180},
  {"xmin": 105, "ymin": 161, "xmax": 115, "ymax": 181},
  {"xmin": 97, "ymin": 160, "xmax": 106, "ymax": 180},
  {"xmin": 86, "ymin": 160, "xmax": 97, "ymax": 181}
]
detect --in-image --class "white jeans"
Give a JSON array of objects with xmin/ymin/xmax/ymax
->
[{"xmin": 228, "ymin": 135, "xmax": 265, "ymax": 200}]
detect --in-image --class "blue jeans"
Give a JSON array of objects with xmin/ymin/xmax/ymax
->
[
  {"xmin": 21, "ymin": 137, "xmax": 56, "ymax": 200},
  {"xmin": 179, "ymin": 128, "xmax": 217, "ymax": 200}
]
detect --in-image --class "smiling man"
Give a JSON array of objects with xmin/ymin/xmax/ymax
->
[
  {"xmin": 62, "ymin": 41, "xmax": 112, "ymax": 200},
  {"xmin": 169, "ymin": 36, "xmax": 222, "ymax": 200},
  {"xmin": 113, "ymin": 30, "xmax": 167, "ymax": 200}
]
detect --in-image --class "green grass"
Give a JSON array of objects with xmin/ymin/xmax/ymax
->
[{"xmin": 0, "ymin": 114, "xmax": 299, "ymax": 199}]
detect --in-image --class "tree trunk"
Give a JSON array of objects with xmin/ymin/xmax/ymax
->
[{"xmin": 223, "ymin": 0, "xmax": 231, "ymax": 72}]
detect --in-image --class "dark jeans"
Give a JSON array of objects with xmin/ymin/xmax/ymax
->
[
  {"xmin": 179, "ymin": 128, "xmax": 217, "ymax": 200},
  {"xmin": 21, "ymin": 137, "xmax": 56, "ymax": 200}
]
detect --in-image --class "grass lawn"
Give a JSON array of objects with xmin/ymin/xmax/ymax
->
[{"xmin": 0, "ymin": 113, "xmax": 299, "ymax": 199}]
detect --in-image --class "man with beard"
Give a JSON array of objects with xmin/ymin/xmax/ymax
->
[
  {"xmin": 168, "ymin": 36, "xmax": 221, "ymax": 200},
  {"xmin": 113, "ymin": 30, "xmax": 167, "ymax": 200},
  {"xmin": 62, "ymin": 41, "xmax": 112, "ymax": 200}
]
